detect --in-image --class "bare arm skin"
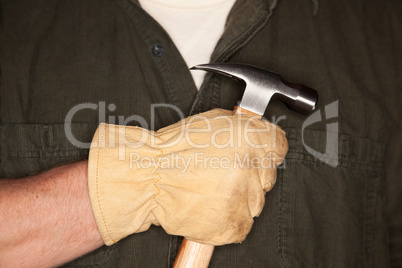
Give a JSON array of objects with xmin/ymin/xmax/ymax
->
[{"xmin": 0, "ymin": 160, "xmax": 104, "ymax": 267}]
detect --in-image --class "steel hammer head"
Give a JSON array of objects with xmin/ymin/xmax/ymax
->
[{"xmin": 191, "ymin": 63, "xmax": 318, "ymax": 116}]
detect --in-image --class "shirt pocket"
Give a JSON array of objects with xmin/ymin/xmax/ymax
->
[
  {"xmin": 277, "ymin": 128, "xmax": 385, "ymax": 267},
  {"xmin": 0, "ymin": 123, "xmax": 114, "ymax": 267},
  {"xmin": 0, "ymin": 123, "xmax": 99, "ymax": 177}
]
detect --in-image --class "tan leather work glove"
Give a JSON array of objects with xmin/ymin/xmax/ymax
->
[{"xmin": 88, "ymin": 108, "xmax": 288, "ymax": 246}]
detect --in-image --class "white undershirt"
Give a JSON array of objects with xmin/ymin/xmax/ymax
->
[{"xmin": 138, "ymin": 0, "xmax": 236, "ymax": 89}]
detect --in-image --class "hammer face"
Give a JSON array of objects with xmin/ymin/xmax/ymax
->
[{"xmin": 191, "ymin": 63, "xmax": 318, "ymax": 115}]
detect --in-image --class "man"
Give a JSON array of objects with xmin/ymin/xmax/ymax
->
[{"xmin": 0, "ymin": 0, "xmax": 401, "ymax": 267}]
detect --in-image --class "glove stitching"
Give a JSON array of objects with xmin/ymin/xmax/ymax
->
[
  {"xmin": 96, "ymin": 126, "xmax": 116, "ymax": 244},
  {"xmin": 107, "ymin": 114, "xmax": 285, "ymax": 140},
  {"xmin": 155, "ymin": 115, "xmax": 284, "ymax": 137},
  {"xmin": 152, "ymin": 141, "xmax": 165, "ymax": 210},
  {"xmin": 265, "ymin": 151, "xmax": 286, "ymax": 165}
]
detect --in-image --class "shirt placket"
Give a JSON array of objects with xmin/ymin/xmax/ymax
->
[
  {"xmin": 114, "ymin": 0, "xmax": 279, "ymax": 266},
  {"xmin": 115, "ymin": 0, "xmax": 198, "ymax": 120},
  {"xmin": 190, "ymin": 0, "xmax": 279, "ymax": 115}
]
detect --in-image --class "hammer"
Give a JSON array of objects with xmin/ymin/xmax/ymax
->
[{"xmin": 173, "ymin": 63, "xmax": 318, "ymax": 268}]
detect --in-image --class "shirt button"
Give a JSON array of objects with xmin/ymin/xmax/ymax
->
[{"xmin": 152, "ymin": 45, "xmax": 163, "ymax": 57}]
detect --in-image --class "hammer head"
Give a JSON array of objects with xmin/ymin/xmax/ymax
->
[{"xmin": 191, "ymin": 63, "xmax": 318, "ymax": 116}]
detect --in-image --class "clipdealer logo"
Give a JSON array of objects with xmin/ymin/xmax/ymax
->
[{"xmin": 64, "ymin": 101, "xmax": 339, "ymax": 167}]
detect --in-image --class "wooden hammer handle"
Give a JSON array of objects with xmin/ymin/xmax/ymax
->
[
  {"xmin": 173, "ymin": 239, "xmax": 215, "ymax": 268},
  {"xmin": 173, "ymin": 106, "xmax": 260, "ymax": 268}
]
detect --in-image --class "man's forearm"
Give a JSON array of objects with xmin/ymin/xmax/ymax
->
[{"xmin": 0, "ymin": 160, "xmax": 104, "ymax": 267}]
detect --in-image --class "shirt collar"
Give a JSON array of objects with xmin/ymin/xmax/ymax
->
[{"xmin": 211, "ymin": 0, "xmax": 278, "ymax": 62}]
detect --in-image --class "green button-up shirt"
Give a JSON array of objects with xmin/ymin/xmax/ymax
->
[{"xmin": 1, "ymin": 0, "xmax": 401, "ymax": 267}]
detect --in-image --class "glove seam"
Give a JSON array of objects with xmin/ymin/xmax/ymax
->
[
  {"xmin": 152, "ymin": 133, "xmax": 166, "ymax": 210},
  {"xmin": 95, "ymin": 126, "xmax": 116, "ymax": 244},
  {"xmin": 265, "ymin": 150, "xmax": 286, "ymax": 165},
  {"xmin": 155, "ymin": 114, "xmax": 285, "ymax": 137},
  {"xmin": 105, "ymin": 114, "xmax": 285, "ymax": 142},
  {"xmin": 152, "ymin": 146, "xmax": 164, "ymax": 210}
]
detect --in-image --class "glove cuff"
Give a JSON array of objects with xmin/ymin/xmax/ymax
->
[{"xmin": 88, "ymin": 123, "xmax": 159, "ymax": 245}]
